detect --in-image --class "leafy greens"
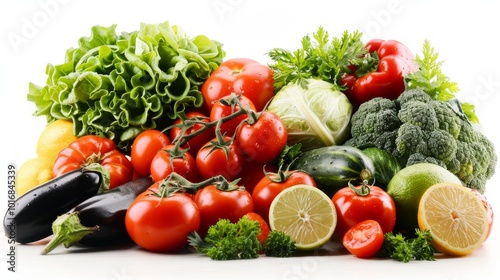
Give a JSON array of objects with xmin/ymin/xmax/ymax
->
[{"xmin": 28, "ymin": 21, "xmax": 225, "ymax": 151}]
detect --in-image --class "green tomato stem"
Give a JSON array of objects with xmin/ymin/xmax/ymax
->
[{"xmin": 348, "ymin": 169, "xmax": 373, "ymax": 197}]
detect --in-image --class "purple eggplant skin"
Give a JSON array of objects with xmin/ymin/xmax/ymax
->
[
  {"xmin": 74, "ymin": 176, "xmax": 153, "ymax": 247},
  {"xmin": 3, "ymin": 169, "xmax": 102, "ymax": 244}
]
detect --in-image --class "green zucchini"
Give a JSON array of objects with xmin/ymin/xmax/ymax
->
[
  {"xmin": 292, "ymin": 145, "xmax": 375, "ymax": 197},
  {"xmin": 361, "ymin": 146, "xmax": 401, "ymax": 190}
]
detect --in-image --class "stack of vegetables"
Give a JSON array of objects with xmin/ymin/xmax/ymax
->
[{"xmin": 3, "ymin": 22, "xmax": 496, "ymax": 262}]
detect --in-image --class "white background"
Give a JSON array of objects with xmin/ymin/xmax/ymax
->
[{"xmin": 0, "ymin": 0, "xmax": 499, "ymax": 279}]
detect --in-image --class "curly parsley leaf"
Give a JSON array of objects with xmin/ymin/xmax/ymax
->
[
  {"xmin": 267, "ymin": 27, "xmax": 367, "ymax": 91},
  {"xmin": 378, "ymin": 229, "xmax": 435, "ymax": 262},
  {"xmin": 188, "ymin": 216, "xmax": 261, "ymax": 260},
  {"xmin": 405, "ymin": 40, "xmax": 478, "ymax": 123}
]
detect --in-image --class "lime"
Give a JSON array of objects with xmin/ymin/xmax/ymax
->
[
  {"xmin": 386, "ymin": 163, "xmax": 462, "ymax": 233},
  {"xmin": 268, "ymin": 184, "xmax": 337, "ymax": 250},
  {"xmin": 418, "ymin": 182, "xmax": 488, "ymax": 256}
]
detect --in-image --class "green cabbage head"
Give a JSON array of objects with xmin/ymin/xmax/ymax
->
[{"xmin": 267, "ymin": 79, "xmax": 352, "ymax": 150}]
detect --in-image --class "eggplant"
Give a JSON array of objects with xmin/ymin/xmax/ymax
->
[
  {"xmin": 3, "ymin": 169, "xmax": 102, "ymax": 244},
  {"xmin": 41, "ymin": 176, "xmax": 153, "ymax": 254},
  {"xmin": 75, "ymin": 176, "xmax": 153, "ymax": 246}
]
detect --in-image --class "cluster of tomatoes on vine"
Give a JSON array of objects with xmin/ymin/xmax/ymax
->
[{"xmin": 121, "ymin": 58, "xmax": 319, "ymax": 252}]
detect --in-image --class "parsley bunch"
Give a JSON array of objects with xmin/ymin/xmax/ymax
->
[
  {"xmin": 378, "ymin": 229, "xmax": 435, "ymax": 263},
  {"xmin": 268, "ymin": 27, "xmax": 367, "ymax": 91},
  {"xmin": 188, "ymin": 216, "xmax": 296, "ymax": 260}
]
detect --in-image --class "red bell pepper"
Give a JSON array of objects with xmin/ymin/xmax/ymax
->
[{"xmin": 341, "ymin": 39, "xmax": 418, "ymax": 108}]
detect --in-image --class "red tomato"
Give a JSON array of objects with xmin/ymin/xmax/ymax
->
[
  {"xmin": 236, "ymin": 111, "xmax": 287, "ymax": 164},
  {"xmin": 252, "ymin": 170, "xmax": 316, "ymax": 224},
  {"xmin": 196, "ymin": 136, "xmax": 243, "ymax": 181},
  {"xmin": 342, "ymin": 219, "xmax": 384, "ymax": 258},
  {"xmin": 131, "ymin": 129, "xmax": 171, "ymax": 177},
  {"xmin": 194, "ymin": 184, "xmax": 254, "ymax": 237},
  {"xmin": 237, "ymin": 161, "xmax": 278, "ymax": 195},
  {"xmin": 169, "ymin": 111, "xmax": 215, "ymax": 157},
  {"xmin": 210, "ymin": 94, "xmax": 256, "ymax": 137},
  {"xmin": 125, "ymin": 185, "xmax": 200, "ymax": 252},
  {"xmin": 201, "ymin": 57, "xmax": 274, "ymax": 112},
  {"xmin": 150, "ymin": 145, "xmax": 200, "ymax": 183},
  {"xmin": 332, "ymin": 182, "xmax": 396, "ymax": 237},
  {"xmin": 471, "ymin": 189, "xmax": 494, "ymax": 241},
  {"xmin": 53, "ymin": 135, "xmax": 133, "ymax": 189},
  {"xmin": 244, "ymin": 212, "xmax": 270, "ymax": 249}
]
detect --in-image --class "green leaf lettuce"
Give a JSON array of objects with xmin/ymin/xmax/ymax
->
[{"xmin": 28, "ymin": 21, "xmax": 225, "ymax": 151}]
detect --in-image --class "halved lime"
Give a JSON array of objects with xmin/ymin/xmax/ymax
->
[{"xmin": 268, "ymin": 184, "xmax": 337, "ymax": 250}]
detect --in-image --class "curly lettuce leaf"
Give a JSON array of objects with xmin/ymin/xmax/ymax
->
[{"xmin": 28, "ymin": 21, "xmax": 225, "ymax": 152}]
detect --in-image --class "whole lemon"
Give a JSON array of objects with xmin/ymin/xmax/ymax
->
[
  {"xmin": 386, "ymin": 163, "xmax": 462, "ymax": 234},
  {"xmin": 36, "ymin": 119, "xmax": 78, "ymax": 162},
  {"xmin": 16, "ymin": 157, "xmax": 54, "ymax": 197}
]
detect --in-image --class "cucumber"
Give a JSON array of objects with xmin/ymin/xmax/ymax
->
[
  {"xmin": 292, "ymin": 145, "xmax": 375, "ymax": 197},
  {"xmin": 361, "ymin": 146, "xmax": 401, "ymax": 189}
]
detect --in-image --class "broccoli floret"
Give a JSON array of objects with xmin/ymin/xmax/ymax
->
[
  {"xmin": 345, "ymin": 97, "xmax": 400, "ymax": 156},
  {"xmin": 345, "ymin": 88, "xmax": 497, "ymax": 193}
]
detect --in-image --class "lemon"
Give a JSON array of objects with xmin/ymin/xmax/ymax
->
[
  {"xmin": 386, "ymin": 163, "xmax": 462, "ymax": 233},
  {"xmin": 36, "ymin": 119, "xmax": 78, "ymax": 162},
  {"xmin": 268, "ymin": 184, "xmax": 337, "ymax": 250},
  {"xmin": 16, "ymin": 157, "xmax": 54, "ymax": 196},
  {"xmin": 418, "ymin": 182, "xmax": 489, "ymax": 256}
]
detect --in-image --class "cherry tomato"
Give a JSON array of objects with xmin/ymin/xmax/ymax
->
[
  {"xmin": 196, "ymin": 136, "xmax": 243, "ymax": 181},
  {"xmin": 125, "ymin": 184, "xmax": 200, "ymax": 252},
  {"xmin": 53, "ymin": 135, "xmax": 133, "ymax": 189},
  {"xmin": 201, "ymin": 57, "xmax": 274, "ymax": 112},
  {"xmin": 210, "ymin": 94, "xmax": 256, "ymax": 137},
  {"xmin": 342, "ymin": 219, "xmax": 384, "ymax": 258},
  {"xmin": 194, "ymin": 184, "xmax": 254, "ymax": 237},
  {"xmin": 169, "ymin": 111, "xmax": 215, "ymax": 157},
  {"xmin": 150, "ymin": 144, "xmax": 200, "ymax": 183},
  {"xmin": 237, "ymin": 161, "xmax": 278, "ymax": 195},
  {"xmin": 332, "ymin": 181, "xmax": 396, "ymax": 237},
  {"xmin": 244, "ymin": 212, "xmax": 270, "ymax": 249},
  {"xmin": 130, "ymin": 129, "xmax": 171, "ymax": 177},
  {"xmin": 236, "ymin": 111, "xmax": 287, "ymax": 164},
  {"xmin": 471, "ymin": 189, "xmax": 494, "ymax": 241},
  {"xmin": 252, "ymin": 170, "xmax": 316, "ymax": 224}
]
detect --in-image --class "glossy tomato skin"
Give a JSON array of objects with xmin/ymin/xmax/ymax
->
[
  {"xmin": 194, "ymin": 185, "xmax": 254, "ymax": 237},
  {"xmin": 53, "ymin": 135, "xmax": 133, "ymax": 189},
  {"xmin": 196, "ymin": 137, "xmax": 243, "ymax": 181},
  {"xmin": 169, "ymin": 111, "xmax": 215, "ymax": 157},
  {"xmin": 201, "ymin": 58, "xmax": 274, "ymax": 112},
  {"xmin": 236, "ymin": 111, "xmax": 288, "ymax": 164},
  {"xmin": 210, "ymin": 94, "xmax": 256, "ymax": 137},
  {"xmin": 252, "ymin": 171, "xmax": 317, "ymax": 224},
  {"xmin": 342, "ymin": 219, "xmax": 384, "ymax": 258},
  {"xmin": 125, "ymin": 188, "xmax": 200, "ymax": 253},
  {"xmin": 332, "ymin": 185, "xmax": 396, "ymax": 237},
  {"xmin": 131, "ymin": 129, "xmax": 171, "ymax": 177},
  {"xmin": 244, "ymin": 212, "xmax": 270, "ymax": 249},
  {"xmin": 150, "ymin": 145, "xmax": 200, "ymax": 183},
  {"xmin": 237, "ymin": 161, "xmax": 278, "ymax": 195}
]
